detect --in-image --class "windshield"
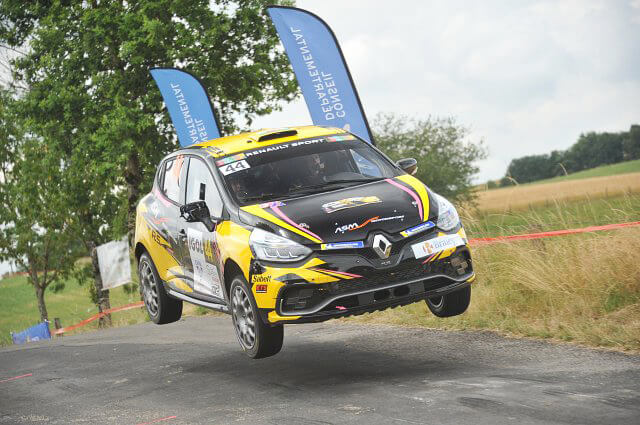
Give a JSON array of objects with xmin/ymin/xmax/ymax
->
[{"xmin": 213, "ymin": 134, "xmax": 402, "ymax": 206}]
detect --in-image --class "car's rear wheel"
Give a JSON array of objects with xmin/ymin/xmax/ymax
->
[
  {"xmin": 138, "ymin": 252, "xmax": 183, "ymax": 324},
  {"xmin": 230, "ymin": 274, "xmax": 283, "ymax": 359},
  {"xmin": 426, "ymin": 285, "xmax": 471, "ymax": 317}
]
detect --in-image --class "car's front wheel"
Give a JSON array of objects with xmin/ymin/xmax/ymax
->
[
  {"xmin": 138, "ymin": 252, "xmax": 183, "ymax": 324},
  {"xmin": 426, "ymin": 285, "xmax": 471, "ymax": 317},
  {"xmin": 230, "ymin": 274, "xmax": 283, "ymax": 359}
]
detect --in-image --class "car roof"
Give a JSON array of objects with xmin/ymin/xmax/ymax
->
[{"xmin": 191, "ymin": 125, "xmax": 347, "ymax": 157}]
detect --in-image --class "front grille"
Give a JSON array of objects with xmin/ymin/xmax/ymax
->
[
  {"xmin": 279, "ymin": 247, "xmax": 472, "ymax": 315},
  {"xmin": 325, "ymin": 263, "xmax": 425, "ymax": 295}
]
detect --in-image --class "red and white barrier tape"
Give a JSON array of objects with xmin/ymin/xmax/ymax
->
[
  {"xmin": 469, "ymin": 220, "xmax": 640, "ymax": 245},
  {"xmin": 53, "ymin": 301, "xmax": 144, "ymax": 335}
]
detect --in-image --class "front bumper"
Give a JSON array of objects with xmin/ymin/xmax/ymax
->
[{"xmin": 263, "ymin": 245, "xmax": 474, "ymax": 324}]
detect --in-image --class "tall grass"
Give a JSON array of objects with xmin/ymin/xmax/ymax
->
[
  {"xmin": 351, "ymin": 192, "xmax": 640, "ymax": 352},
  {"xmin": 350, "ymin": 227, "xmax": 640, "ymax": 351}
]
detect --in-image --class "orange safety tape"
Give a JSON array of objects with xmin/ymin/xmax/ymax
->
[
  {"xmin": 53, "ymin": 301, "xmax": 144, "ymax": 335},
  {"xmin": 469, "ymin": 221, "xmax": 640, "ymax": 245}
]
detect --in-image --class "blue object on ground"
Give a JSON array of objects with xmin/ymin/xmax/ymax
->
[{"xmin": 11, "ymin": 321, "xmax": 51, "ymax": 344}]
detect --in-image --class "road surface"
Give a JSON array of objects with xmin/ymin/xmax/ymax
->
[{"xmin": 1, "ymin": 316, "xmax": 639, "ymax": 424}]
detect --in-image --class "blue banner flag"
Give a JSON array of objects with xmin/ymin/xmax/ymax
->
[
  {"xmin": 267, "ymin": 6, "xmax": 375, "ymax": 145},
  {"xmin": 150, "ymin": 68, "xmax": 222, "ymax": 147},
  {"xmin": 11, "ymin": 321, "xmax": 51, "ymax": 345}
]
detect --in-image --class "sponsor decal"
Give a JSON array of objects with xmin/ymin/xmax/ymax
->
[
  {"xmin": 151, "ymin": 229, "xmax": 171, "ymax": 250},
  {"xmin": 187, "ymin": 228, "xmax": 222, "ymax": 297},
  {"xmin": 335, "ymin": 215, "xmax": 405, "ymax": 234},
  {"xmin": 299, "ymin": 222, "xmax": 310, "ymax": 229},
  {"xmin": 321, "ymin": 241, "xmax": 364, "ymax": 250},
  {"xmin": 252, "ymin": 275, "xmax": 271, "ymax": 283},
  {"xmin": 218, "ymin": 159, "xmax": 250, "ymax": 175},
  {"xmin": 233, "ymin": 137, "xmax": 330, "ymax": 160},
  {"xmin": 215, "ymin": 153, "xmax": 246, "ymax": 166},
  {"xmin": 335, "ymin": 222, "xmax": 357, "ymax": 234},
  {"xmin": 326, "ymin": 135, "xmax": 355, "ymax": 142},
  {"xmin": 255, "ymin": 284, "xmax": 268, "ymax": 293},
  {"xmin": 411, "ymin": 234, "xmax": 464, "ymax": 260},
  {"xmin": 401, "ymin": 221, "xmax": 436, "ymax": 238},
  {"xmin": 322, "ymin": 196, "xmax": 381, "ymax": 214}
]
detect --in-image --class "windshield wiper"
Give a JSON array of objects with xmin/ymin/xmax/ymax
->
[
  {"xmin": 324, "ymin": 177, "xmax": 384, "ymax": 185},
  {"xmin": 287, "ymin": 178, "xmax": 380, "ymax": 196},
  {"xmin": 239, "ymin": 193, "xmax": 285, "ymax": 203}
]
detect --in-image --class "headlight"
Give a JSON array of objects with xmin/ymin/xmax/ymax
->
[
  {"xmin": 435, "ymin": 193, "xmax": 460, "ymax": 231},
  {"xmin": 249, "ymin": 228, "xmax": 312, "ymax": 263}
]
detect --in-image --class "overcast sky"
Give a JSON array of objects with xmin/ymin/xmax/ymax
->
[{"xmin": 253, "ymin": 0, "xmax": 640, "ymax": 182}]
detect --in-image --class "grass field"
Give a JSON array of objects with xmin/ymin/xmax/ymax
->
[
  {"xmin": 0, "ymin": 272, "xmax": 217, "ymax": 346},
  {"xmin": 0, "ymin": 274, "xmax": 148, "ymax": 346},
  {"xmin": 535, "ymin": 159, "xmax": 640, "ymax": 184},
  {"xmin": 474, "ymin": 171, "xmax": 640, "ymax": 212}
]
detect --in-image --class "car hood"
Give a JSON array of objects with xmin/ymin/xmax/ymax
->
[{"xmin": 241, "ymin": 176, "xmax": 436, "ymax": 244}]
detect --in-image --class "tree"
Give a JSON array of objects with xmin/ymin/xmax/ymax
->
[
  {"xmin": 1, "ymin": 0, "xmax": 298, "ymax": 322},
  {"xmin": 0, "ymin": 90, "xmax": 79, "ymax": 322},
  {"xmin": 373, "ymin": 113, "xmax": 487, "ymax": 202},
  {"xmin": 623, "ymin": 125, "xmax": 640, "ymax": 160},
  {"xmin": 505, "ymin": 150, "xmax": 565, "ymax": 184},
  {"xmin": 564, "ymin": 131, "xmax": 624, "ymax": 172}
]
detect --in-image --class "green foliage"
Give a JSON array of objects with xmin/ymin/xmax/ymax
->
[
  {"xmin": 623, "ymin": 125, "xmax": 640, "ymax": 161},
  {"xmin": 505, "ymin": 125, "xmax": 636, "ymax": 184},
  {"xmin": 0, "ymin": 89, "xmax": 82, "ymax": 321},
  {"xmin": 373, "ymin": 113, "xmax": 487, "ymax": 202},
  {"xmin": 0, "ymin": 0, "xmax": 298, "ymax": 236},
  {"xmin": 506, "ymin": 150, "xmax": 564, "ymax": 184},
  {"xmin": 0, "ymin": 1, "xmax": 298, "ymax": 312}
]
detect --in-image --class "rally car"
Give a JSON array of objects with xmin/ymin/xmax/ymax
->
[{"xmin": 134, "ymin": 126, "xmax": 475, "ymax": 358}]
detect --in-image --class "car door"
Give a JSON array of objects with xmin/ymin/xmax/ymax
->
[
  {"xmin": 153, "ymin": 154, "xmax": 191, "ymax": 288},
  {"xmin": 180, "ymin": 156, "xmax": 225, "ymax": 301}
]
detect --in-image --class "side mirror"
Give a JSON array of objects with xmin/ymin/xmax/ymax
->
[
  {"xmin": 396, "ymin": 158, "xmax": 418, "ymax": 175},
  {"xmin": 180, "ymin": 201, "xmax": 218, "ymax": 232}
]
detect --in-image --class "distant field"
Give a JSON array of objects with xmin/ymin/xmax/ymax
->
[
  {"xmin": 474, "ymin": 172, "xmax": 640, "ymax": 212},
  {"xmin": 535, "ymin": 159, "xmax": 640, "ymax": 184}
]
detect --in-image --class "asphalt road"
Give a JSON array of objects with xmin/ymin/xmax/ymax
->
[{"xmin": 1, "ymin": 316, "xmax": 639, "ymax": 425}]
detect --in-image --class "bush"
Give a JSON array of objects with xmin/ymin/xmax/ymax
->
[{"xmin": 373, "ymin": 113, "xmax": 487, "ymax": 203}]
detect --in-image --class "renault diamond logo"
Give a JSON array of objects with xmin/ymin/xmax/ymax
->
[{"xmin": 372, "ymin": 234, "xmax": 392, "ymax": 259}]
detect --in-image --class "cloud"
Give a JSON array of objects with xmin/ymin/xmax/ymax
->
[{"xmin": 252, "ymin": 0, "xmax": 640, "ymax": 181}]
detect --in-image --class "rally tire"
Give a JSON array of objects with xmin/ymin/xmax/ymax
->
[
  {"xmin": 230, "ymin": 275, "xmax": 283, "ymax": 359},
  {"xmin": 138, "ymin": 252, "xmax": 183, "ymax": 324},
  {"xmin": 426, "ymin": 285, "xmax": 471, "ymax": 318}
]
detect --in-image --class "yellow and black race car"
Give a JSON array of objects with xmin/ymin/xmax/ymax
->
[{"xmin": 134, "ymin": 125, "xmax": 475, "ymax": 358}]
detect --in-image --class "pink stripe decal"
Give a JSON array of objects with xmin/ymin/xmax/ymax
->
[
  {"xmin": 385, "ymin": 178, "xmax": 423, "ymax": 220},
  {"xmin": 270, "ymin": 205, "xmax": 324, "ymax": 242}
]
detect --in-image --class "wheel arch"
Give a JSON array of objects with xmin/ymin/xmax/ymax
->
[
  {"xmin": 134, "ymin": 241, "xmax": 148, "ymax": 263},
  {"xmin": 223, "ymin": 258, "xmax": 245, "ymax": 301}
]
